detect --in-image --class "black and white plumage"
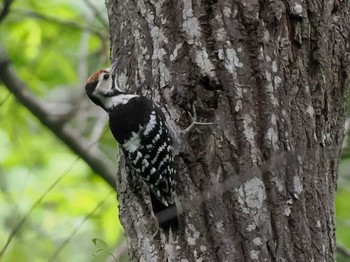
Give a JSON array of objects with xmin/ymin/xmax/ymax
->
[{"xmin": 85, "ymin": 63, "xmax": 178, "ymax": 230}]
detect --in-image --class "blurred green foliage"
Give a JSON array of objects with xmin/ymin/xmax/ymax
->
[
  {"xmin": 337, "ymin": 156, "xmax": 350, "ymax": 257},
  {"xmin": 0, "ymin": 0, "xmax": 126, "ymax": 261}
]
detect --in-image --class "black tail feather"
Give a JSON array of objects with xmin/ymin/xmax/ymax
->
[{"xmin": 150, "ymin": 191, "xmax": 178, "ymax": 231}]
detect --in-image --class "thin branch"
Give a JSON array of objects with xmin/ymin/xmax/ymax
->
[
  {"xmin": 337, "ymin": 244, "xmax": 350, "ymax": 259},
  {"xmin": 13, "ymin": 8, "xmax": 109, "ymax": 64},
  {"xmin": 0, "ymin": 0, "xmax": 14, "ymax": 24},
  {"xmin": 90, "ymin": 111, "xmax": 109, "ymax": 142},
  {"xmin": 107, "ymin": 241, "xmax": 128, "ymax": 262},
  {"xmin": 48, "ymin": 190, "xmax": 115, "ymax": 262},
  {"xmin": 84, "ymin": 0, "xmax": 109, "ymax": 29},
  {"xmin": 0, "ymin": 155, "xmax": 81, "ymax": 258},
  {"xmin": 12, "ymin": 8, "xmax": 107, "ymax": 43},
  {"xmin": 77, "ymin": 11, "xmax": 93, "ymax": 86},
  {"xmin": 0, "ymin": 49, "xmax": 116, "ymax": 188},
  {"xmin": 0, "ymin": 91, "xmax": 10, "ymax": 107}
]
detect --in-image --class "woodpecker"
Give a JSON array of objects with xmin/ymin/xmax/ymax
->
[{"xmin": 85, "ymin": 60, "xmax": 178, "ymax": 230}]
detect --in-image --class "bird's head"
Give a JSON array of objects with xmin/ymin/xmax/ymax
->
[{"xmin": 85, "ymin": 60, "xmax": 123, "ymax": 111}]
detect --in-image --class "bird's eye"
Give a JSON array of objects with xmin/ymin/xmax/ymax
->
[{"xmin": 103, "ymin": 74, "xmax": 110, "ymax": 80}]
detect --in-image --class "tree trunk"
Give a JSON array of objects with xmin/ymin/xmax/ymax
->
[{"xmin": 106, "ymin": 0, "xmax": 350, "ymax": 261}]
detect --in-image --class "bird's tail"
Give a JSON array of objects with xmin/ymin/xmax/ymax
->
[{"xmin": 150, "ymin": 191, "xmax": 178, "ymax": 231}]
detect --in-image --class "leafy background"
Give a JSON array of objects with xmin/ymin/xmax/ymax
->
[
  {"xmin": 0, "ymin": 0, "xmax": 126, "ymax": 261},
  {"xmin": 0, "ymin": 0, "xmax": 349, "ymax": 261}
]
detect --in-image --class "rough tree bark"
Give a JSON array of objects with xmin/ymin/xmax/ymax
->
[{"xmin": 106, "ymin": 0, "xmax": 350, "ymax": 261}]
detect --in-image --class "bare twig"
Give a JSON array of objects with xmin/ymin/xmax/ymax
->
[
  {"xmin": 107, "ymin": 241, "xmax": 128, "ymax": 262},
  {"xmin": 0, "ymin": 0, "xmax": 14, "ymax": 24},
  {"xmin": 0, "ymin": 91, "xmax": 10, "ymax": 107},
  {"xmin": 0, "ymin": 49, "xmax": 116, "ymax": 188},
  {"xmin": 0, "ymin": 156, "xmax": 81, "ymax": 258},
  {"xmin": 12, "ymin": 8, "xmax": 107, "ymax": 43},
  {"xmin": 90, "ymin": 111, "xmax": 109, "ymax": 142},
  {"xmin": 12, "ymin": 8, "xmax": 109, "ymax": 66},
  {"xmin": 48, "ymin": 190, "xmax": 115, "ymax": 262},
  {"xmin": 84, "ymin": 0, "xmax": 109, "ymax": 29},
  {"xmin": 77, "ymin": 11, "xmax": 93, "ymax": 86},
  {"xmin": 337, "ymin": 244, "xmax": 350, "ymax": 259}
]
